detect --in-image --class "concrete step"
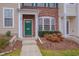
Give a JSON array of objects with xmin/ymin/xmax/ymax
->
[{"xmin": 22, "ymin": 39, "xmax": 37, "ymax": 45}]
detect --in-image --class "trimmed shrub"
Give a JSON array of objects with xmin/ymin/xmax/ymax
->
[
  {"xmin": 38, "ymin": 31, "xmax": 61, "ymax": 37},
  {"xmin": 6, "ymin": 31, "xmax": 11, "ymax": 37},
  {"xmin": 38, "ymin": 31, "xmax": 53, "ymax": 37},
  {"xmin": 43, "ymin": 31, "xmax": 64, "ymax": 42}
]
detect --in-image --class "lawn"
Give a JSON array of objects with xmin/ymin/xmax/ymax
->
[
  {"xmin": 2, "ymin": 49, "xmax": 21, "ymax": 56},
  {"xmin": 40, "ymin": 48, "xmax": 79, "ymax": 56}
]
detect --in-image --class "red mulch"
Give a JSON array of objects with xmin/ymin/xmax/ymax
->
[
  {"xmin": 0, "ymin": 40, "xmax": 22, "ymax": 53},
  {"xmin": 37, "ymin": 38, "xmax": 79, "ymax": 50}
]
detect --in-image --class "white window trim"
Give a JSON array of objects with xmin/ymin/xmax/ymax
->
[
  {"xmin": 39, "ymin": 16, "xmax": 55, "ymax": 31},
  {"xmin": 50, "ymin": 18, "xmax": 52, "ymax": 31},
  {"xmin": 42, "ymin": 18, "xmax": 44, "ymax": 31},
  {"xmin": 3, "ymin": 8, "xmax": 14, "ymax": 28}
]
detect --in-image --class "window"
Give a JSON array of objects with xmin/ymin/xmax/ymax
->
[
  {"xmin": 49, "ymin": 3, "xmax": 56, "ymax": 8},
  {"xmin": 22, "ymin": 3, "xmax": 58, "ymax": 8},
  {"xmin": 24, "ymin": 3, "xmax": 32, "ymax": 6},
  {"xmin": 3, "ymin": 8, "xmax": 14, "ymax": 28},
  {"xmin": 38, "ymin": 17, "xmax": 55, "ymax": 31},
  {"xmin": 44, "ymin": 18, "xmax": 50, "ymax": 31},
  {"xmin": 37, "ymin": 3, "xmax": 45, "ymax": 7},
  {"xmin": 51, "ymin": 17, "xmax": 55, "ymax": 31},
  {"xmin": 45, "ymin": 3, "xmax": 49, "ymax": 7},
  {"xmin": 38, "ymin": 18, "xmax": 42, "ymax": 31},
  {"xmin": 32, "ymin": 3, "xmax": 36, "ymax": 7}
]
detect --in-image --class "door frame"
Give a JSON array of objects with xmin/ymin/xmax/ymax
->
[{"xmin": 24, "ymin": 19, "xmax": 33, "ymax": 36}]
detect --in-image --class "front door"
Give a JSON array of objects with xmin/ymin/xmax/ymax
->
[{"xmin": 24, "ymin": 20, "xmax": 32, "ymax": 36}]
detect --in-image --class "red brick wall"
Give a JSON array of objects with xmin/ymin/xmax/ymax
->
[{"xmin": 38, "ymin": 8, "xmax": 58, "ymax": 30}]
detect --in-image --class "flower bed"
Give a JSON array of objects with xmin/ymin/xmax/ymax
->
[
  {"xmin": 37, "ymin": 38, "xmax": 79, "ymax": 56},
  {"xmin": 37, "ymin": 38, "xmax": 79, "ymax": 50},
  {"xmin": 39, "ymin": 31, "xmax": 64, "ymax": 42}
]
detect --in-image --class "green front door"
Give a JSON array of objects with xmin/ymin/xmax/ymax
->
[{"xmin": 24, "ymin": 20, "xmax": 32, "ymax": 36}]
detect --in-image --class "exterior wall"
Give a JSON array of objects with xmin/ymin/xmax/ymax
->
[
  {"xmin": 66, "ymin": 4, "xmax": 77, "ymax": 16},
  {"xmin": 76, "ymin": 4, "xmax": 79, "ymax": 37},
  {"xmin": 0, "ymin": 3, "xmax": 18, "ymax": 35},
  {"xmin": 58, "ymin": 3, "xmax": 77, "ymax": 16},
  {"xmin": 58, "ymin": 3, "xmax": 64, "ymax": 33}
]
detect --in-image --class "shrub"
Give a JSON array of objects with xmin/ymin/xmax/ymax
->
[
  {"xmin": 0, "ymin": 38, "xmax": 9, "ymax": 49},
  {"xmin": 6, "ymin": 31, "xmax": 11, "ymax": 37},
  {"xmin": 38, "ymin": 31, "xmax": 61, "ymax": 37},
  {"xmin": 38, "ymin": 31, "xmax": 55, "ymax": 37},
  {"xmin": 43, "ymin": 31, "xmax": 64, "ymax": 42}
]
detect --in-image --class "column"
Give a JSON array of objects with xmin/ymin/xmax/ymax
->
[
  {"xmin": 35, "ymin": 13, "xmax": 39, "ymax": 39},
  {"xmin": 18, "ymin": 13, "xmax": 22, "ymax": 38},
  {"xmin": 77, "ymin": 4, "xmax": 79, "ymax": 36},
  {"xmin": 63, "ymin": 4, "xmax": 67, "ymax": 37}
]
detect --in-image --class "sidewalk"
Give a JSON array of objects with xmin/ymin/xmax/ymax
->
[{"xmin": 20, "ymin": 39, "xmax": 41, "ymax": 56}]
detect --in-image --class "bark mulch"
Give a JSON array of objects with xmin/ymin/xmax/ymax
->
[{"xmin": 37, "ymin": 38, "xmax": 79, "ymax": 50}]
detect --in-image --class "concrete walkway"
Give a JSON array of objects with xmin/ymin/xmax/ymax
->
[{"xmin": 20, "ymin": 39, "xmax": 41, "ymax": 56}]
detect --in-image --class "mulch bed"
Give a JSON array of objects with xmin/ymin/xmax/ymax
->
[
  {"xmin": 37, "ymin": 38, "xmax": 79, "ymax": 50},
  {"xmin": 0, "ymin": 40, "xmax": 22, "ymax": 53}
]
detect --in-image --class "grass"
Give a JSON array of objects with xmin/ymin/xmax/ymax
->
[
  {"xmin": 2, "ymin": 49, "xmax": 21, "ymax": 56},
  {"xmin": 40, "ymin": 48, "xmax": 79, "ymax": 56}
]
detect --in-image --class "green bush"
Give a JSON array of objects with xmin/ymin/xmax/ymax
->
[
  {"xmin": 38, "ymin": 31, "xmax": 61, "ymax": 37},
  {"xmin": 6, "ymin": 31, "xmax": 11, "ymax": 37},
  {"xmin": 0, "ymin": 38, "xmax": 9, "ymax": 49},
  {"xmin": 38, "ymin": 31, "xmax": 53, "ymax": 37}
]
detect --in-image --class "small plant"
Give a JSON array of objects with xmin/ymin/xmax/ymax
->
[{"xmin": 6, "ymin": 31, "xmax": 11, "ymax": 37}]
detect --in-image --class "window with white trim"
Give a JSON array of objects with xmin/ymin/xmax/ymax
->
[
  {"xmin": 37, "ymin": 3, "xmax": 44, "ymax": 7},
  {"xmin": 24, "ymin": 3, "xmax": 32, "ymax": 6},
  {"xmin": 38, "ymin": 17, "xmax": 55, "ymax": 31},
  {"xmin": 3, "ymin": 8, "xmax": 13, "ymax": 28}
]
